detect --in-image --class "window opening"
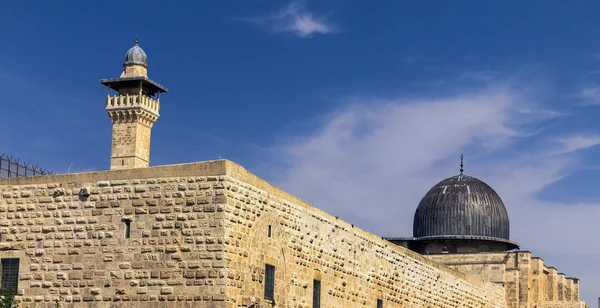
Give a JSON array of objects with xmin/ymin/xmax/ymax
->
[
  {"xmin": 264, "ymin": 264, "xmax": 275, "ymax": 301},
  {"xmin": 125, "ymin": 221, "xmax": 131, "ymax": 239},
  {"xmin": 1, "ymin": 258, "xmax": 19, "ymax": 292},
  {"xmin": 377, "ymin": 299, "xmax": 383, "ymax": 308},
  {"xmin": 267, "ymin": 225, "xmax": 272, "ymax": 238},
  {"xmin": 312, "ymin": 279, "xmax": 321, "ymax": 308}
]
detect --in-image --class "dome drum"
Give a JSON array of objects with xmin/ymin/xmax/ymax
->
[{"xmin": 387, "ymin": 235, "xmax": 519, "ymax": 255}]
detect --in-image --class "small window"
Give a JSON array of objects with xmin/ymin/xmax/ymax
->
[
  {"xmin": 124, "ymin": 221, "xmax": 131, "ymax": 239},
  {"xmin": 267, "ymin": 225, "xmax": 272, "ymax": 238},
  {"xmin": 121, "ymin": 159, "xmax": 124, "ymax": 166},
  {"xmin": 312, "ymin": 279, "xmax": 321, "ymax": 308},
  {"xmin": 1, "ymin": 258, "xmax": 19, "ymax": 292},
  {"xmin": 264, "ymin": 264, "xmax": 275, "ymax": 301},
  {"xmin": 377, "ymin": 299, "xmax": 383, "ymax": 308}
]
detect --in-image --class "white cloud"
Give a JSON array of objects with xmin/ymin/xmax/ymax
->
[
  {"xmin": 554, "ymin": 135, "xmax": 600, "ymax": 154},
  {"xmin": 575, "ymin": 86, "xmax": 600, "ymax": 106},
  {"xmin": 262, "ymin": 82, "xmax": 599, "ymax": 304},
  {"xmin": 244, "ymin": 1, "xmax": 337, "ymax": 38}
]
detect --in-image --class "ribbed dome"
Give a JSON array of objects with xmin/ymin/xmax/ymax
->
[
  {"xmin": 413, "ymin": 174, "xmax": 510, "ymax": 241},
  {"xmin": 124, "ymin": 37, "xmax": 147, "ymax": 68}
]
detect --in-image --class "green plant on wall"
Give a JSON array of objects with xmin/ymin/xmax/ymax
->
[{"xmin": 0, "ymin": 288, "xmax": 18, "ymax": 308}]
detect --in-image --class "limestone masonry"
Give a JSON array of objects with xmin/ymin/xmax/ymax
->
[
  {"xmin": 0, "ymin": 38, "xmax": 585, "ymax": 307},
  {"xmin": 0, "ymin": 160, "xmax": 506, "ymax": 307},
  {"xmin": 426, "ymin": 252, "xmax": 583, "ymax": 307}
]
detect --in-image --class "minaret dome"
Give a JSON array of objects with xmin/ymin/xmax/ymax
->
[{"xmin": 124, "ymin": 36, "xmax": 148, "ymax": 68}]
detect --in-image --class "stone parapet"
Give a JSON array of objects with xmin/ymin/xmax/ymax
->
[
  {"xmin": 106, "ymin": 94, "xmax": 159, "ymax": 126},
  {"xmin": 0, "ymin": 165, "xmax": 229, "ymax": 307}
]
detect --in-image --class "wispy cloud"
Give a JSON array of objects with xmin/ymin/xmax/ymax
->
[
  {"xmin": 400, "ymin": 47, "xmax": 438, "ymax": 65},
  {"xmin": 517, "ymin": 108, "xmax": 570, "ymax": 117},
  {"xmin": 0, "ymin": 70, "xmax": 28, "ymax": 85},
  {"xmin": 457, "ymin": 69, "xmax": 498, "ymax": 82},
  {"xmin": 554, "ymin": 135, "xmax": 600, "ymax": 154},
  {"xmin": 242, "ymin": 1, "xmax": 338, "ymax": 38},
  {"xmin": 574, "ymin": 86, "xmax": 600, "ymax": 106},
  {"xmin": 257, "ymin": 76, "xmax": 599, "ymax": 304}
]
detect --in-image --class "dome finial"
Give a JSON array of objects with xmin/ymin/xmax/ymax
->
[
  {"xmin": 135, "ymin": 34, "xmax": 139, "ymax": 45},
  {"xmin": 460, "ymin": 154, "xmax": 464, "ymax": 175}
]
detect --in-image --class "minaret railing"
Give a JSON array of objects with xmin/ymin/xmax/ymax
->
[{"xmin": 106, "ymin": 94, "xmax": 160, "ymax": 112}]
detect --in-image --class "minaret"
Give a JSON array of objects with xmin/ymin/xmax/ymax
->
[{"xmin": 100, "ymin": 36, "xmax": 168, "ymax": 170}]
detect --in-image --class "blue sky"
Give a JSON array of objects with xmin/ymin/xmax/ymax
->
[{"xmin": 2, "ymin": 0, "xmax": 600, "ymax": 304}]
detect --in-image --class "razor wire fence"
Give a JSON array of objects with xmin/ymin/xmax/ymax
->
[{"xmin": 0, "ymin": 153, "xmax": 52, "ymax": 178}]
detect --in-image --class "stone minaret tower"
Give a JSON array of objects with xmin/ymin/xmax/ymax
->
[{"xmin": 100, "ymin": 36, "xmax": 168, "ymax": 170}]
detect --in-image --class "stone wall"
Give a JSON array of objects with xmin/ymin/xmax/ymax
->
[
  {"xmin": 537, "ymin": 302, "xmax": 587, "ymax": 308},
  {"xmin": 222, "ymin": 161, "xmax": 506, "ymax": 307},
  {"xmin": 0, "ymin": 161, "xmax": 229, "ymax": 308},
  {"xmin": 0, "ymin": 160, "xmax": 510, "ymax": 308},
  {"xmin": 426, "ymin": 252, "xmax": 585, "ymax": 308}
]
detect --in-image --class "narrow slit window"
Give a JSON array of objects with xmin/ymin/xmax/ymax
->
[
  {"xmin": 267, "ymin": 225, "xmax": 272, "ymax": 238},
  {"xmin": 312, "ymin": 279, "xmax": 321, "ymax": 308},
  {"xmin": 264, "ymin": 264, "xmax": 275, "ymax": 301},
  {"xmin": 377, "ymin": 299, "xmax": 383, "ymax": 308},
  {"xmin": 1, "ymin": 258, "xmax": 19, "ymax": 292},
  {"xmin": 125, "ymin": 221, "xmax": 131, "ymax": 239}
]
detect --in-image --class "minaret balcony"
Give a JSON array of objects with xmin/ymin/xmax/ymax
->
[{"xmin": 106, "ymin": 94, "xmax": 160, "ymax": 117}]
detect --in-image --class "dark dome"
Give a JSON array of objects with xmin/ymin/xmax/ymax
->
[
  {"xmin": 413, "ymin": 174, "xmax": 510, "ymax": 241},
  {"xmin": 124, "ymin": 37, "xmax": 147, "ymax": 68}
]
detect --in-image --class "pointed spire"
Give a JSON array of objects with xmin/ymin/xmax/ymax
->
[
  {"xmin": 135, "ymin": 34, "xmax": 139, "ymax": 46},
  {"xmin": 460, "ymin": 154, "xmax": 464, "ymax": 175}
]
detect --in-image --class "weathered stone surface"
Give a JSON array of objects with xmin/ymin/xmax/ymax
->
[
  {"xmin": 0, "ymin": 163, "xmax": 229, "ymax": 307},
  {"xmin": 427, "ymin": 252, "xmax": 585, "ymax": 308},
  {"xmin": 221, "ymin": 163, "xmax": 506, "ymax": 308},
  {"xmin": 0, "ymin": 160, "xmax": 584, "ymax": 307}
]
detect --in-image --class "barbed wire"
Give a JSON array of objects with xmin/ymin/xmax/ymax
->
[{"xmin": 0, "ymin": 153, "xmax": 52, "ymax": 178}]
